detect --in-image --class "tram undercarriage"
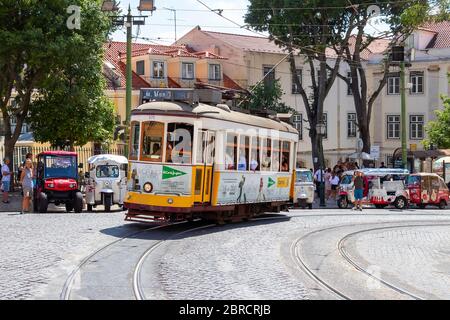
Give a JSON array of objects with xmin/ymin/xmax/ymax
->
[{"xmin": 124, "ymin": 202, "xmax": 290, "ymax": 224}]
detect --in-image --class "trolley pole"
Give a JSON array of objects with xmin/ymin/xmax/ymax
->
[
  {"xmin": 400, "ymin": 61, "xmax": 407, "ymax": 170},
  {"xmin": 125, "ymin": 6, "xmax": 132, "ymax": 158}
]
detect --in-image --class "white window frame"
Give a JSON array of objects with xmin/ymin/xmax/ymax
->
[
  {"xmin": 347, "ymin": 72, "xmax": 353, "ymax": 95},
  {"xmin": 181, "ymin": 62, "xmax": 195, "ymax": 80},
  {"xmin": 292, "ymin": 69, "xmax": 302, "ymax": 94},
  {"xmin": 292, "ymin": 114, "xmax": 303, "ymax": 140},
  {"xmin": 387, "ymin": 115, "xmax": 400, "ymax": 139},
  {"xmin": 152, "ymin": 61, "xmax": 165, "ymax": 79},
  {"xmin": 208, "ymin": 64, "xmax": 221, "ymax": 80},
  {"xmin": 387, "ymin": 73, "xmax": 400, "ymax": 95},
  {"xmin": 347, "ymin": 113, "xmax": 357, "ymax": 137},
  {"xmin": 410, "ymin": 71, "xmax": 424, "ymax": 94},
  {"xmin": 410, "ymin": 115, "xmax": 424, "ymax": 140}
]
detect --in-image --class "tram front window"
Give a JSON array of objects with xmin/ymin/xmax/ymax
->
[
  {"xmin": 130, "ymin": 122, "xmax": 140, "ymax": 160},
  {"xmin": 166, "ymin": 123, "xmax": 193, "ymax": 164},
  {"xmin": 142, "ymin": 121, "xmax": 165, "ymax": 162}
]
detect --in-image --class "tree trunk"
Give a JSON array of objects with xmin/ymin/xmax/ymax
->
[{"xmin": 310, "ymin": 128, "xmax": 325, "ymax": 172}]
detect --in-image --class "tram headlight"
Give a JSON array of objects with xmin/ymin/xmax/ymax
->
[
  {"xmin": 143, "ymin": 182, "xmax": 153, "ymax": 193},
  {"xmin": 167, "ymin": 198, "xmax": 174, "ymax": 204}
]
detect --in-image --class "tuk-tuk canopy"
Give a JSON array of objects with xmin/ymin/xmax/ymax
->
[{"xmin": 87, "ymin": 154, "xmax": 128, "ymax": 165}]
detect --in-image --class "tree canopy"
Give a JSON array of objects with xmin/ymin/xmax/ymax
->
[
  {"xmin": 0, "ymin": 0, "xmax": 114, "ymax": 154},
  {"xmin": 243, "ymin": 79, "xmax": 294, "ymax": 114},
  {"xmin": 424, "ymin": 95, "xmax": 450, "ymax": 149}
]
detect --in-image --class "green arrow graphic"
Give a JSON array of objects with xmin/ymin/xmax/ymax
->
[
  {"xmin": 162, "ymin": 166, "xmax": 187, "ymax": 180},
  {"xmin": 268, "ymin": 177, "xmax": 275, "ymax": 188}
]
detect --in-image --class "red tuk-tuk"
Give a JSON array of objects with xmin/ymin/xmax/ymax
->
[
  {"xmin": 33, "ymin": 151, "xmax": 83, "ymax": 213},
  {"xmin": 407, "ymin": 173, "xmax": 449, "ymax": 209}
]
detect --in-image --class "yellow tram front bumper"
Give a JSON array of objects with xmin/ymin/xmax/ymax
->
[{"xmin": 125, "ymin": 192, "xmax": 194, "ymax": 209}]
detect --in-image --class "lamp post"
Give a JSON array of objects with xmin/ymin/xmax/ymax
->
[
  {"xmin": 101, "ymin": 1, "xmax": 156, "ymax": 157},
  {"xmin": 316, "ymin": 121, "xmax": 326, "ymax": 207}
]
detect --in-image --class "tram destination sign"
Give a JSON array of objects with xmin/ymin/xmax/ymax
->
[
  {"xmin": 140, "ymin": 88, "xmax": 222, "ymax": 105},
  {"xmin": 140, "ymin": 88, "xmax": 194, "ymax": 104}
]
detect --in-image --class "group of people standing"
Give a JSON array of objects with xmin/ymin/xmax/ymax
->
[
  {"xmin": 313, "ymin": 159, "xmax": 369, "ymax": 210},
  {"xmin": 1, "ymin": 153, "xmax": 35, "ymax": 214}
]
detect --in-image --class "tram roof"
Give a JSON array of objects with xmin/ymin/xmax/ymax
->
[{"xmin": 133, "ymin": 101, "xmax": 298, "ymax": 134}]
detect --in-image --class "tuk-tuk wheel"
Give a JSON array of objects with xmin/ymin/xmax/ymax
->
[
  {"xmin": 439, "ymin": 200, "xmax": 447, "ymax": 210},
  {"xmin": 87, "ymin": 204, "xmax": 93, "ymax": 212},
  {"xmin": 104, "ymin": 194, "xmax": 112, "ymax": 212},
  {"xmin": 38, "ymin": 192, "xmax": 48, "ymax": 213},
  {"xmin": 337, "ymin": 196, "xmax": 348, "ymax": 209},
  {"xmin": 394, "ymin": 196, "xmax": 407, "ymax": 210},
  {"xmin": 65, "ymin": 203, "xmax": 73, "ymax": 212},
  {"xmin": 73, "ymin": 192, "xmax": 83, "ymax": 213},
  {"xmin": 308, "ymin": 203, "xmax": 313, "ymax": 209}
]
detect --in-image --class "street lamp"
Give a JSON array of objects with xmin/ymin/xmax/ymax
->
[
  {"xmin": 102, "ymin": 1, "xmax": 156, "ymax": 158},
  {"xmin": 316, "ymin": 121, "xmax": 326, "ymax": 207}
]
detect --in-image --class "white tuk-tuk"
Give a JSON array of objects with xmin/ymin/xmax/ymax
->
[
  {"xmin": 294, "ymin": 168, "xmax": 315, "ymax": 209},
  {"xmin": 85, "ymin": 154, "xmax": 128, "ymax": 212}
]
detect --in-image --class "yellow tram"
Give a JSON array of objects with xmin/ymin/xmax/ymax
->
[{"xmin": 124, "ymin": 89, "xmax": 299, "ymax": 223}]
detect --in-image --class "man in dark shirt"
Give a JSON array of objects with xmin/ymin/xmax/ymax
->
[{"xmin": 353, "ymin": 171, "xmax": 365, "ymax": 211}]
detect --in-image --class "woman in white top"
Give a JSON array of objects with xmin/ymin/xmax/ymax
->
[{"xmin": 329, "ymin": 172, "xmax": 340, "ymax": 200}]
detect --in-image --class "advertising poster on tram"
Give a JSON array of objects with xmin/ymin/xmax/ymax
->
[
  {"xmin": 216, "ymin": 172, "xmax": 291, "ymax": 205},
  {"xmin": 130, "ymin": 163, "xmax": 192, "ymax": 195}
]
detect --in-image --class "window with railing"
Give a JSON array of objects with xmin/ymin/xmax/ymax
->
[{"xmin": 152, "ymin": 61, "xmax": 164, "ymax": 79}]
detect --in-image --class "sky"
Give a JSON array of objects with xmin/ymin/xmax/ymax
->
[{"xmin": 110, "ymin": 0, "xmax": 256, "ymax": 44}]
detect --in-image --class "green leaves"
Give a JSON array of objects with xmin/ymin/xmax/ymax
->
[
  {"xmin": 243, "ymin": 79, "xmax": 294, "ymax": 113},
  {"xmin": 424, "ymin": 93, "xmax": 450, "ymax": 149},
  {"xmin": 0, "ymin": 0, "xmax": 114, "ymax": 148}
]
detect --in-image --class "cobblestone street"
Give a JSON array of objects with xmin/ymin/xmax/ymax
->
[{"xmin": 1, "ymin": 208, "xmax": 450, "ymax": 300}]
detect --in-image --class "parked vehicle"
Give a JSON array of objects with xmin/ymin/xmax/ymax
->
[
  {"xmin": 85, "ymin": 154, "xmax": 128, "ymax": 212},
  {"xmin": 337, "ymin": 168, "xmax": 409, "ymax": 209},
  {"xmin": 33, "ymin": 151, "xmax": 83, "ymax": 213},
  {"xmin": 407, "ymin": 173, "xmax": 449, "ymax": 209},
  {"xmin": 368, "ymin": 169, "xmax": 410, "ymax": 209},
  {"xmin": 294, "ymin": 168, "xmax": 314, "ymax": 209}
]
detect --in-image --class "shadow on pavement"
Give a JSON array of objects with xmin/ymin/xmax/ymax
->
[{"xmin": 100, "ymin": 213, "xmax": 291, "ymax": 241}]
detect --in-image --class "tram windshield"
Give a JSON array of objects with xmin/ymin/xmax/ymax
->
[{"xmin": 166, "ymin": 123, "xmax": 194, "ymax": 164}]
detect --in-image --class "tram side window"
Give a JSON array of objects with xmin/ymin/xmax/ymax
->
[
  {"xmin": 281, "ymin": 141, "xmax": 291, "ymax": 172},
  {"xmin": 225, "ymin": 134, "xmax": 238, "ymax": 170},
  {"xmin": 261, "ymin": 138, "xmax": 272, "ymax": 171},
  {"xmin": 166, "ymin": 123, "xmax": 194, "ymax": 164},
  {"xmin": 272, "ymin": 140, "xmax": 281, "ymax": 172},
  {"xmin": 250, "ymin": 136, "xmax": 260, "ymax": 171},
  {"xmin": 206, "ymin": 132, "xmax": 216, "ymax": 164},
  {"xmin": 238, "ymin": 136, "xmax": 250, "ymax": 171},
  {"xmin": 141, "ymin": 121, "xmax": 164, "ymax": 162},
  {"xmin": 130, "ymin": 122, "xmax": 140, "ymax": 160},
  {"xmin": 196, "ymin": 130, "xmax": 207, "ymax": 164}
]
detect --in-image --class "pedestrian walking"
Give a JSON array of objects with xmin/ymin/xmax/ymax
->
[
  {"xmin": 325, "ymin": 168, "xmax": 332, "ymax": 200},
  {"xmin": 352, "ymin": 171, "xmax": 365, "ymax": 211},
  {"xmin": 20, "ymin": 159, "xmax": 34, "ymax": 214},
  {"xmin": 1, "ymin": 157, "xmax": 12, "ymax": 204},
  {"xmin": 330, "ymin": 172, "xmax": 340, "ymax": 200}
]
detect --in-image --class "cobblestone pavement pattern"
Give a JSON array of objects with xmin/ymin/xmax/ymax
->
[
  {"xmin": 2, "ymin": 207, "xmax": 450, "ymax": 299},
  {"xmin": 0, "ymin": 209, "xmax": 134, "ymax": 299}
]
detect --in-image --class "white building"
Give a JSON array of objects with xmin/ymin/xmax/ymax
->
[{"xmin": 177, "ymin": 23, "xmax": 450, "ymax": 169}]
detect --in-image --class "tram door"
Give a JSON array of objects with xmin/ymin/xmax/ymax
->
[{"xmin": 194, "ymin": 130, "xmax": 215, "ymax": 203}]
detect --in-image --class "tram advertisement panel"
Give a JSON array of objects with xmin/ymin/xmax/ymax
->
[
  {"xmin": 216, "ymin": 172, "xmax": 291, "ymax": 205},
  {"xmin": 129, "ymin": 163, "xmax": 192, "ymax": 195}
]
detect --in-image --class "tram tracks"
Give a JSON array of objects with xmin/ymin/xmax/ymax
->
[{"xmin": 291, "ymin": 221, "xmax": 450, "ymax": 300}]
